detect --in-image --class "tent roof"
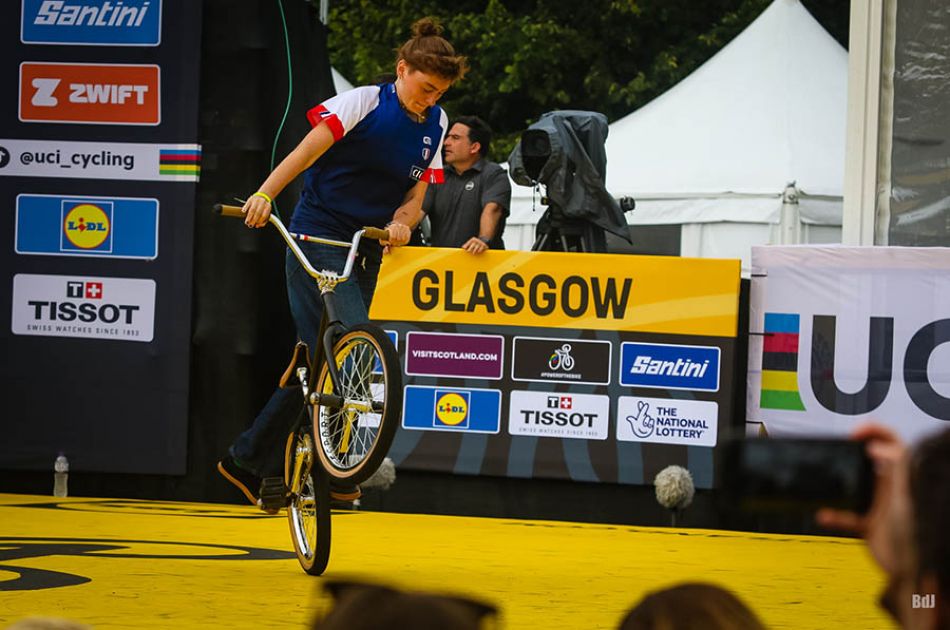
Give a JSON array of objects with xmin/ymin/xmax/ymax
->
[{"xmin": 604, "ymin": 0, "xmax": 847, "ymax": 199}]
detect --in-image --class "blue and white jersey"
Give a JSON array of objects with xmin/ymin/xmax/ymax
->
[{"xmin": 290, "ymin": 83, "xmax": 448, "ymax": 240}]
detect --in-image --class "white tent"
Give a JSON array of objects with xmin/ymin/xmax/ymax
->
[{"xmin": 503, "ymin": 0, "xmax": 847, "ymax": 269}]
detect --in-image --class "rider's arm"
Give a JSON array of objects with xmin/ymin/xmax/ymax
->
[
  {"xmin": 386, "ymin": 180, "xmax": 429, "ymax": 246},
  {"xmin": 243, "ymin": 123, "xmax": 336, "ymax": 228}
]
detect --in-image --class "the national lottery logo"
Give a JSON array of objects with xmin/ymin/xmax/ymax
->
[{"xmin": 616, "ymin": 396, "xmax": 719, "ymax": 447}]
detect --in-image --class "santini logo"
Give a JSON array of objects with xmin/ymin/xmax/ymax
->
[
  {"xmin": 32, "ymin": 1, "xmax": 152, "ymax": 27},
  {"xmin": 620, "ymin": 342, "xmax": 720, "ymax": 392},
  {"xmin": 22, "ymin": 0, "xmax": 162, "ymax": 46}
]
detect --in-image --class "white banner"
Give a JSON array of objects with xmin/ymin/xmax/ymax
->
[
  {"xmin": 508, "ymin": 390, "xmax": 610, "ymax": 440},
  {"xmin": 747, "ymin": 246, "xmax": 950, "ymax": 444},
  {"xmin": 0, "ymin": 138, "xmax": 199, "ymax": 181}
]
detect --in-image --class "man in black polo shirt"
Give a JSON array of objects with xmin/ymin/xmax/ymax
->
[{"xmin": 421, "ymin": 115, "xmax": 512, "ymax": 252}]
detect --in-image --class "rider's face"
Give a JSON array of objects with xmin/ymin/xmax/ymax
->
[{"xmin": 395, "ymin": 59, "xmax": 451, "ymax": 116}]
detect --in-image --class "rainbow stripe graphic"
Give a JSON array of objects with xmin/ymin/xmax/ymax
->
[
  {"xmin": 159, "ymin": 149, "xmax": 201, "ymax": 177},
  {"xmin": 760, "ymin": 313, "xmax": 806, "ymax": 411}
]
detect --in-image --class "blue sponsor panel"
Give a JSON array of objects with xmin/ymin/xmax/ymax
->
[
  {"xmin": 21, "ymin": 0, "xmax": 162, "ymax": 46},
  {"xmin": 16, "ymin": 194, "xmax": 158, "ymax": 259},
  {"xmin": 619, "ymin": 342, "xmax": 720, "ymax": 392},
  {"xmin": 402, "ymin": 385, "xmax": 501, "ymax": 434},
  {"xmin": 372, "ymin": 330, "xmax": 398, "ymax": 375}
]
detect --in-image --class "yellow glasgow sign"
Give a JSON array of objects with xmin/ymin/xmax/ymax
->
[{"xmin": 371, "ymin": 248, "xmax": 741, "ymax": 337}]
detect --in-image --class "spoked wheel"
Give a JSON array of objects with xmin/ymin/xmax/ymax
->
[
  {"xmin": 313, "ymin": 323, "xmax": 402, "ymax": 484},
  {"xmin": 284, "ymin": 426, "xmax": 331, "ymax": 575}
]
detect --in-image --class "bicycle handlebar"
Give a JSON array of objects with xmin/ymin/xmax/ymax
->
[{"xmin": 213, "ymin": 203, "xmax": 391, "ymax": 286}]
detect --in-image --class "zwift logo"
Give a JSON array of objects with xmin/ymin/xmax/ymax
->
[{"xmin": 21, "ymin": 0, "xmax": 162, "ymax": 46}]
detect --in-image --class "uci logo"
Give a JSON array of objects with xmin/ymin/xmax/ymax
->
[{"xmin": 766, "ymin": 313, "xmax": 950, "ymax": 421}]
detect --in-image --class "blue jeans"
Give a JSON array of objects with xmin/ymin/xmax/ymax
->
[{"xmin": 230, "ymin": 240, "xmax": 380, "ymax": 477}]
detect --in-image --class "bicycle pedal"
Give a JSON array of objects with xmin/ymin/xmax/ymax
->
[{"xmin": 259, "ymin": 476, "xmax": 289, "ymax": 511}]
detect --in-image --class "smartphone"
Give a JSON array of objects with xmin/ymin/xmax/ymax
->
[{"xmin": 721, "ymin": 437, "xmax": 874, "ymax": 514}]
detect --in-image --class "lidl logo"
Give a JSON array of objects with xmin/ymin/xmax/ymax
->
[
  {"xmin": 402, "ymin": 386, "xmax": 501, "ymax": 434},
  {"xmin": 63, "ymin": 202, "xmax": 111, "ymax": 250},
  {"xmin": 20, "ymin": 62, "xmax": 160, "ymax": 125},
  {"xmin": 16, "ymin": 194, "xmax": 158, "ymax": 259},
  {"xmin": 435, "ymin": 392, "xmax": 469, "ymax": 427},
  {"xmin": 21, "ymin": 0, "xmax": 162, "ymax": 46}
]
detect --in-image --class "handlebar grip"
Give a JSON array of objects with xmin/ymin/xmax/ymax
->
[
  {"xmin": 362, "ymin": 227, "xmax": 390, "ymax": 241},
  {"xmin": 214, "ymin": 203, "xmax": 245, "ymax": 218}
]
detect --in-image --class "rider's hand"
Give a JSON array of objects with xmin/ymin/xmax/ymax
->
[
  {"xmin": 461, "ymin": 236, "xmax": 490, "ymax": 254},
  {"xmin": 243, "ymin": 194, "xmax": 272, "ymax": 228},
  {"xmin": 382, "ymin": 221, "xmax": 411, "ymax": 248}
]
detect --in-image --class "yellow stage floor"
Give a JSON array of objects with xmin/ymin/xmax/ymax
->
[{"xmin": 0, "ymin": 494, "xmax": 893, "ymax": 629}]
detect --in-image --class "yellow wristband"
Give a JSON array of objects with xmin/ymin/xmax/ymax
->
[{"xmin": 252, "ymin": 191, "xmax": 273, "ymax": 205}]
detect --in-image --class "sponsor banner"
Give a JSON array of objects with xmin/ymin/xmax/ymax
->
[
  {"xmin": 16, "ymin": 193, "xmax": 158, "ymax": 259},
  {"xmin": 20, "ymin": 62, "xmax": 160, "ymax": 125},
  {"xmin": 748, "ymin": 246, "xmax": 950, "ymax": 443},
  {"xmin": 508, "ymin": 390, "xmax": 610, "ymax": 440},
  {"xmin": 619, "ymin": 342, "xmax": 720, "ymax": 392},
  {"xmin": 372, "ymin": 330, "xmax": 398, "ymax": 374},
  {"xmin": 12, "ymin": 273, "xmax": 156, "ymax": 342},
  {"xmin": 21, "ymin": 0, "xmax": 162, "ymax": 46},
  {"xmin": 402, "ymin": 385, "xmax": 501, "ymax": 434},
  {"xmin": 371, "ymin": 248, "xmax": 740, "ymax": 336},
  {"xmin": 405, "ymin": 331, "xmax": 504, "ymax": 379},
  {"xmin": 511, "ymin": 336, "xmax": 611, "ymax": 385},
  {"xmin": 0, "ymin": 139, "xmax": 200, "ymax": 181},
  {"xmin": 617, "ymin": 396, "xmax": 719, "ymax": 447}
]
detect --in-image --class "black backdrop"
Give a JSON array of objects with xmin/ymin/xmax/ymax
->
[{"xmin": 2, "ymin": 0, "xmax": 336, "ymax": 500}]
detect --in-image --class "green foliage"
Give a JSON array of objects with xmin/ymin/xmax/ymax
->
[{"xmin": 325, "ymin": 0, "xmax": 849, "ymax": 162}]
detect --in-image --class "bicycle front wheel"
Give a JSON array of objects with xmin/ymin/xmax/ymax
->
[
  {"xmin": 313, "ymin": 323, "xmax": 402, "ymax": 484},
  {"xmin": 284, "ymin": 427, "xmax": 331, "ymax": 575}
]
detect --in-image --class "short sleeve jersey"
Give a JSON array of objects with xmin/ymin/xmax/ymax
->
[{"xmin": 290, "ymin": 83, "xmax": 448, "ymax": 240}]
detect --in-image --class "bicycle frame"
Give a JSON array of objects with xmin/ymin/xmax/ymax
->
[{"xmin": 213, "ymin": 204, "xmax": 388, "ymax": 412}]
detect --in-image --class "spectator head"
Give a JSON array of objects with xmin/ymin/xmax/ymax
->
[
  {"xmin": 618, "ymin": 582, "xmax": 766, "ymax": 630},
  {"xmin": 452, "ymin": 116, "xmax": 493, "ymax": 157},
  {"xmin": 312, "ymin": 579, "xmax": 497, "ymax": 630}
]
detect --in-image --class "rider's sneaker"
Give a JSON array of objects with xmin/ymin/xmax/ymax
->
[{"xmin": 217, "ymin": 456, "xmax": 262, "ymax": 506}]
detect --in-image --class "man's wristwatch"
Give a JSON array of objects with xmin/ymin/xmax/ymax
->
[{"xmin": 477, "ymin": 236, "xmax": 491, "ymax": 245}]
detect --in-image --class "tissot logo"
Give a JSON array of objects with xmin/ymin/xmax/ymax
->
[
  {"xmin": 12, "ymin": 273, "xmax": 155, "ymax": 342},
  {"xmin": 21, "ymin": 0, "xmax": 163, "ymax": 46},
  {"xmin": 508, "ymin": 390, "xmax": 609, "ymax": 440}
]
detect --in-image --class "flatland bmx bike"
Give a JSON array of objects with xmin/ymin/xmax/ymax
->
[{"xmin": 215, "ymin": 203, "xmax": 403, "ymax": 575}]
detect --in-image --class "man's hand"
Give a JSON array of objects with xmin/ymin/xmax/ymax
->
[
  {"xmin": 381, "ymin": 221, "xmax": 411, "ymax": 254},
  {"xmin": 461, "ymin": 236, "xmax": 489, "ymax": 254}
]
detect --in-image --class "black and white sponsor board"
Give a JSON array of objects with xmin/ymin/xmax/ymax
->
[{"xmin": 0, "ymin": 1, "xmax": 202, "ymax": 474}]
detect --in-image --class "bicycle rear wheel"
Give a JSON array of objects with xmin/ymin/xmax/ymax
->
[
  {"xmin": 284, "ymin": 426, "xmax": 331, "ymax": 575},
  {"xmin": 313, "ymin": 323, "xmax": 401, "ymax": 484}
]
